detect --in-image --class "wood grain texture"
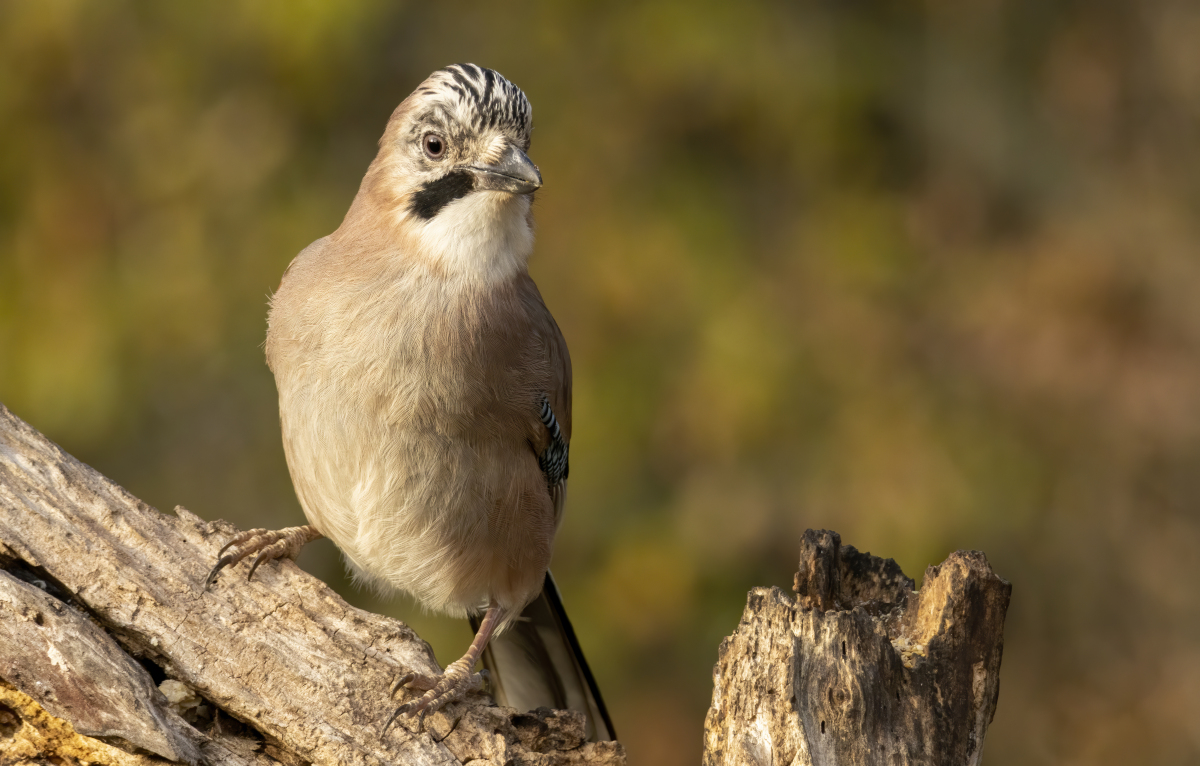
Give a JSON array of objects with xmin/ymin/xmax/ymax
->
[
  {"xmin": 704, "ymin": 529, "xmax": 1011, "ymax": 766},
  {"xmin": 0, "ymin": 680, "xmax": 273, "ymax": 766},
  {"xmin": 0, "ymin": 403, "xmax": 625, "ymax": 766},
  {"xmin": 0, "ymin": 568, "xmax": 200, "ymax": 763}
]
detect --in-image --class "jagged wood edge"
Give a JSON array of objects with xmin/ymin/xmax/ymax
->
[{"xmin": 702, "ymin": 529, "xmax": 1011, "ymax": 766}]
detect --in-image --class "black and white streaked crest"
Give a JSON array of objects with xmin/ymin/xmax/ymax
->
[{"xmin": 418, "ymin": 63, "xmax": 532, "ymax": 140}]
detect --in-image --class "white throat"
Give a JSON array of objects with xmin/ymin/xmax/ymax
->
[{"xmin": 409, "ymin": 191, "xmax": 534, "ymax": 285}]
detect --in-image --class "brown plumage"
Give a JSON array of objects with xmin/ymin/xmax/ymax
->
[
  {"xmin": 207, "ymin": 64, "xmax": 611, "ymax": 737},
  {"xmin": 267, "ymin": 232, "xmax": 570, "ymax": 617}
]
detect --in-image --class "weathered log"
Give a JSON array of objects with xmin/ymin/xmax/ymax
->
[
  {"xmin": 0, "ymin": 403, "xmax": 626, "ymax": 766},
  {"xmin": 704, "ymin": 529, "xmax": 1011, "ymax": 766}
]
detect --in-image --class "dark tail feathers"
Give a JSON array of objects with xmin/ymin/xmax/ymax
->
[{"xmin": 471, "ymin": 572, "xmax": 615, "ymax": 741}]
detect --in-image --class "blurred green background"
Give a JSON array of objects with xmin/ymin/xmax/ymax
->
[{"xmin": 3, "ymin": 1, "xmax": 1200, "ymax": 763}]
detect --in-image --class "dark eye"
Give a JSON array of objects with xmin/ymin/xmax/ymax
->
[{"xmin": 422, "ymin": 133, "xmax": 446, "ymax": 159}]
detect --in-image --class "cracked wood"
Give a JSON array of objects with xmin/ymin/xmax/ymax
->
[
  {"xmin": 703, "ymin": 529, "xmax": 1011, "ymax": 766},
  {"xmin": 0, "ymin": 403, "xmax": 625, "ymax": 766}
]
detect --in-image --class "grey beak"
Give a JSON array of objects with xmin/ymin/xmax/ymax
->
[{"xmin": 468, "ymin": 143, "xmax": 542, "ymax": 194}]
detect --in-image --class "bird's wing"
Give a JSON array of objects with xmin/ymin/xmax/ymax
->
[
  {"xmin": 472, "ymin": 277, "xmax": 615, "ymax": 740},
  {"xmin": 519, "ymin": 275, "xmax": 572, "ymax": 522}
]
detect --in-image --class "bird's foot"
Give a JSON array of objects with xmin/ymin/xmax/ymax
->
[
  {"xmin": 205, "ymin": 525, "xmax": 322, "ymax": 588},
  {"xmin": 384, "ymin": 659, "xmax": 485, "ymax": 732}
]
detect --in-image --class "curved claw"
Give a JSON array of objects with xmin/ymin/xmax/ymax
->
[
  {"xmin": 397, "ymin": 666, "xmax": 477, "ymax": 722},
  {"xmin": 247, "ymin": 550, "xmax": 272, "ymax": 582},
  {"xmin": 390, "ymin": 672, "xmax": 416, "ymax": 697},
  {"xmin": 205, "ymin": 555, "xmax": 235, "ymax": 590},
  {"xmin": 382, "ymin": 666, "xmax": 479, "ymax": 736},
  {"xmin": 382, "ymin": 703, "xmax": 410, "ymax": 736},
  {"xmin": 383, "ymin": 673, "xmax": 425, "ymax": 736},
  {"xmin": 206, "ymin": 528, "xmax": 269, "ymax": 588},
  {"xmin": 205, "ymin": 526, "xmax": 320, "ymax": 589},
  {"xmin": 385, "ymin": 698, "xmax": 431, "ymax": 731}
]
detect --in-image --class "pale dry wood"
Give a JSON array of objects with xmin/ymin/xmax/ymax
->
[
  {"xmin": 0, "ymin": 681, "xmax": 273, "ymax": 766},
  {"xmin": 0, "ymin": 569, "xmax": 274, "ymax": 766},
  {"xmin": 0, "ymin": 568, "xmax": 201, "ymax": 763},
  {"xmin": 704, "ymin": 529, "xmax": 1011, "ymax": 766},
  {"xmin": 1, "ymin": 680, "xmax": 179, "ymax": 766},
  {"xmin": 0, "ymin": 403, "xmax": 625, "ymax": 766}
]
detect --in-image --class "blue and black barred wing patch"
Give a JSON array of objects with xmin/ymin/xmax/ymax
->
[{"xmin": 537, "ymin": 394, "xmax": 569, "ymax": 488}]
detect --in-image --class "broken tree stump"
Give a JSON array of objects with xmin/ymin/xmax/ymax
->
[
  {"xmin": 0, "ymin": 402, "xmax": 625, "ymax": 766},
  {"xmin": 704, "ymin": 529, "xmax": 1011, "ymax": 766}
]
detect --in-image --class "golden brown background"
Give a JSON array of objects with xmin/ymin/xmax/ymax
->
[{"xmin": 3, "ymin": 1, "xmax": 1199, "ymax": 763}]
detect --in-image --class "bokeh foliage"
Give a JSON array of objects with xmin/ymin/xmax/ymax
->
[{"xmin": 4, "ymin": 1, "xmax": 1200, "ymax": 763}]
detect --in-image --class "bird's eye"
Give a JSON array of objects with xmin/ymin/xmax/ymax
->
[{"xmin": 422, "ymin": 134, "xmax": 446, "ymax": 159}]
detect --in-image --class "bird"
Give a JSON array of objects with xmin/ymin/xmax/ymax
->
[{"xmin": 206, "ymin": 63, "xmax": 613, "ymax": 739}]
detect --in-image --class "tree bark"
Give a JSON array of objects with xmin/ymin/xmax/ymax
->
[
  {"xmin": 0, "ymin": 403, "xmax": 625, "ymax": 766},
  {"xmin": 703, "ymin": 529, "xmax": 1011, "ymax": 766}
]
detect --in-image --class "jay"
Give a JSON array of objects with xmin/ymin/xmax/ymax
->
[{"xmin": 207, "ymin": 64, "xmax": 612, "ymax": 739}]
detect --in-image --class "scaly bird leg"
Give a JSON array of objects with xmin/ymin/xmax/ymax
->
[
  {"xmin": 384, "ymin": 604, "xmax": 507, "ymax": 732},
  {"xmin": 205, "ymin": 525, "xmax": 322, "ymax": 588}
]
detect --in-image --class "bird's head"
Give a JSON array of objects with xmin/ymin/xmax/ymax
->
[{"xmin": 356, "ymin": 64, "xmax": 542, "ymax": 282}]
